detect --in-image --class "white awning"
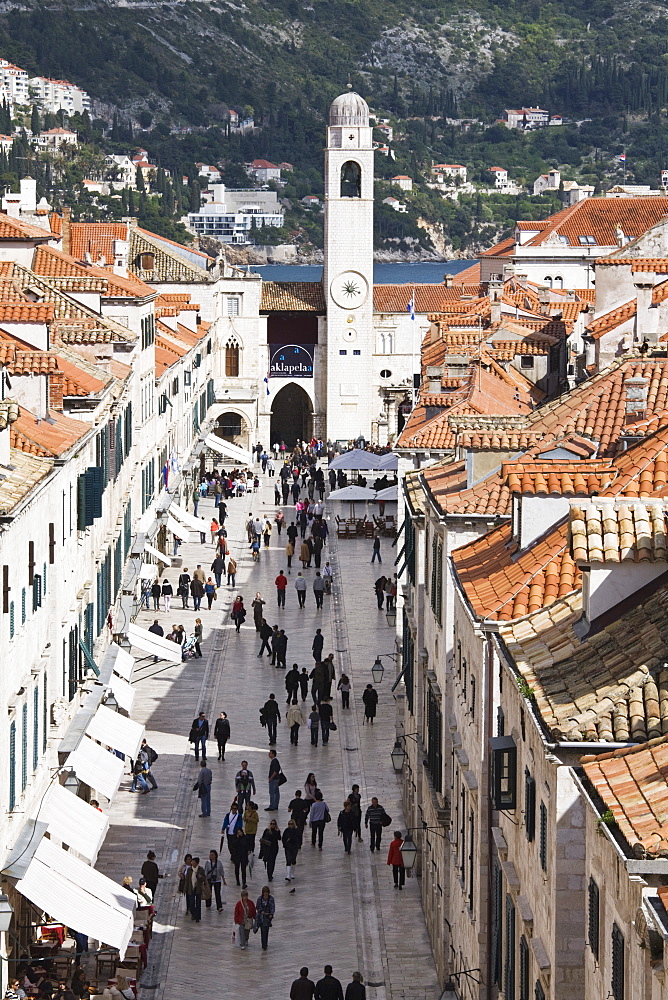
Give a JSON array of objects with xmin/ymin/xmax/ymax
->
[
  {"xmin": 137, "ymin": 502, "xmax": 158, "ymax": 534},
  {"xmin": 67, "ymin": 737, "xmax": 125, "ymax": 801},
  {"xmin": 109, "ymin": 674, "xmax": 135, "ymax": 715},
  {"xmin": 170, "ymin": 501, "xmax": 208, "ymax": 533},
  {"xmin": 41, "ymin": 784, "xmax": 109, "ymax": 864},
  {"xmin": 108, "ymin": 644, "xmax": 135, "ymax": 682},
  {"xmin": 143, "ymin": 542, "xmax": 171, "ymax": 565},
  {"xmin": 85, "ymin": 704, "xmax": 144, "ymax": 760},
  {"xmin": 166, "ymin": 513, "xmax": 190, "ymax": 542},
  {"xmin": 139, "ymin": 561, "xmax": 157, "ymax": 580},
  {"xmin": 127, "ymin": 622, "xmax": 184, "ymax": 664},
  {"xmin": 16, "ymin": 838, "xmax": 134, "ymax": 956},
  {"xmin": 204, "ymin": 433, "xmax": 253, "ymax": 465}
]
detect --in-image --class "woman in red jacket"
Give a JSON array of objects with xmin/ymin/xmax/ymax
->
[
  {"xmin": 386, "ymin": 831, "xmax": 405, "ymax": 890},
  {"xmin": 233, "ymin": 889, "xmax": 257, "ymax": 949}
]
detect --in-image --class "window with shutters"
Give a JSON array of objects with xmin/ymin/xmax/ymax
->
[
  {"xmin": 534, "ymin": 982, "xmax": 545, "ymax": 1000},
  {"xmin": 491, "ymin": 736, "xmax": 517, "ymax": 810},
  {"xmin": 459, "ymin": 787, "xmax": 466, "ymax": 879},
  {"xmin": 42, "ymin": 674, "xmax": 47, "ymax": 754},
  {"xmin": 141, "ymin": 313, "xmax": 155, "ymax": 349},
  {"xmin": 32, "ymin": 686, "xmax": 39, "ymax": 771},
  {"xmin": 28, "ymin": 540, "xmax": 35, "ymax": 585},
  {"xmin": 95, "ymin": 429, "xmax": 109, "ymax": 487},
  {"xmin": 227, "ymin": 296, "xmax": 240, "ymax": 316},
  {"xmin": 612, "ymin": 923, "xmax": 625, "ymax": 1000},
  {"xmin": 114, "ymin": 535, "xmax": 122, "ymax": 599},
  {"xmin": 124, "ymin": 403, "xmax": 133, "ymax": 455},
  {"xmin": 9, "ymin": 720, "xmax": 16, "ymax": 810},
  {"xmin": 539, "ymin": 802, "xmax": 547, "ymax": 871},
  {"xmin": 43, "ymin": 562, "xmax": 47, "ymax": 596},
  {"xmin": 194, "ymin": 351, "xmax": 202, "ymax": 369},
  {"xmin": 21, "ymin": 587, "xmax": 26, "ymax": 624},
  {"xmin": 84, "ymin": 603, "xmax": 94, "ymax": 660},
  {"xmin": 206, "ymin": 338, "xmax": 212, "ymax": 355},
  {"xmin": 429, "ymin": 537, "xmax": 436, "ymax": 598},
  {"xmin": 21, "ymin": 702, "xmax": 27, "ymax": 791},
  {"xmin": 504, "ymin": 895, "xmax": 516, "ymax": 1000},
  {"xmin": 519, "ymin": 935, "xmax": 529, "ymax": 1000},
  {"xmin": 470, "ymin": 676, "xmax": 476, "ymax": 719},
  {"xmin": 77, "ymin": 467, "xmax": 104, "ymax": 530},
  {"xmin": 68, "ymin": 624, "xmax": 79, "ymax": 701},
  {"xmin": 588, "ymin": 878, "xmax": 600, "ymax": 960},
  {"xmin": 2, "ymin": 563, "xmax": 9, "ymax": 613},
  {"xmin": 123, "ymin": 504, "xmax": 132, "ymax": 559},
  {"xmin": 115, "ymin": 417, "xmax": 123, "ymax": 477},
  {"xmin": 401, "ymin": 611, "xmax": 415, "ymax": 714},
  {"xmin": 32, "ymin": 573, "xmax": 42, "ymax": 612},
  {"xmin": 427, "ymin": 685, "xmax": 443, "ymax": 792},
  {"xmin": 193, "ymin": 402, "xmax": 200, "ymax": 435},
  {"xmin": 207, "ymin": 378, "xmax": 215, "ymax": 408},
  {"xmin": 9, "ymin": 600, "xmax": 14, "ymax": 638},
  {"xmin": 225, "ymin": 341, "xmax": 240, "ymax": 377},
  {"xmin": 199, "ymin": 391, "xmax": 206, "ymax": 422},
  {"xmin": 184, "ymin": 369, "xmax": 192, "ymax": 387},
  {"xmin": 468, "ymin": 810, "xmax": 475, "ymax": 911},
  {"xmin": 405, "ymin": 513, "xmax": 415, "ymax": 585},
  {"xmin": 525, "ymin": 769, "xmax": 536, "ymax": 841},
  {"xmin": 492, "ymin": 861, "xmax": 502, "ymax": 986}
]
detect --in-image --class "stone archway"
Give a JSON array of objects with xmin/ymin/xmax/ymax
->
[
  {"xmin": 215, "ymin": 410, "xmax": 250, "ymax": 448},
  {"xmin": 270, "ymin": 384, "xmax": 313, "ymax": 448}
]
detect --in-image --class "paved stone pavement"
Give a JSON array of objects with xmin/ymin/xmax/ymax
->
[{"xmin": 95, "ymin": 473, "xmax": 440, "ymax": 1000}]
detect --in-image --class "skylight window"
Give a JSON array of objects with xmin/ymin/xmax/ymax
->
[
  {"xmin": 558, "ymin": 235, "xmax": 570, "ymax": 244},
  {"xmin": 578, "ymin": 235, "xmax": 596, "ymax": 245}
]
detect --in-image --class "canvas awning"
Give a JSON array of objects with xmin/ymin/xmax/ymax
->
[
  {"xmin": 204, "ymin": 433, "xmax": 253, "ymax": 465},
  {"xmin": 375, "ymin": 485, "xmax": 398, "ymax": 501},
  {"xmin": 143, "ymin": 542, "xmax": 171, "ymax": 566},
  {"xmin": 15, "ymin": 838, "xmax": 134, "ymax": 956},
  {"xmin": 377, "ymin": 452, "xmax": 399, "ymax": 470},
  {"xmin": 41, "ymin": 784, "xmax": 109, "ymax": 864},
  {"xmin": 329, "ymin": 449, "xmax": 383, "ymax": 470},
  {"xmin": 139, "ymin": 561, "xmax": 157, "ymax": 580},
  {"xmin": 67, "ymin": 737, "xmax": 125, "ymax": 801},
  {"xmin": 108, "ymin": 674, "xmax": 135, "ymax": 715},
  {"xmin": 170, "ymin": 501, "xmax": 207, "ymax": 532},
  {"xmin": 85, "ymin": 705, "xmax": 144, "ymax": 760},
  {"xmin": 127, "ymin": 622, "xmax": 183, "ymax": 664},
  {"xmin": 108, "ymin": 644, "xmax": 134, "ymax": 682},
  {"xmin": 166, "ymin": 514, "xmax": 190, "ymax": 542}
]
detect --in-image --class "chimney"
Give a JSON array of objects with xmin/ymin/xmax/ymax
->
[
  {"xmin": 633, "ymin": 273, "xmax": 657, "ymax": 346},
  {"xmin": 625, "ymin": 375, "xmax": 648, "ymax": 423},
  {"xmin": 61, "ymin": 206, "xmax": 71, "ymax": 256},
  {"xmin": 20, "ymin": 177, "xmax": 36, "ymax": 214},
  {"xmin": 615, "ymin": 224, "xmax": 625, "ymax": 249},
  {"xmin": 426, "ymin": 366, "xmax": 443, "ymax": 393},
  {"xmin": 489, "ymin": 276, "xmax": 503, "ymax": 324},
  {"xmin": 3, "ymin": 194, "xmax": 21, "ymax": 219},
  {"xmin": 112, "ymin": 238, "xmax": 128, "ymax": 275},
  {"xmin": 443, "ymin": 273, "xmax": 453, "ymax": 287},
  {"xmin": 94, "ymin": 355, "xmax": 111, "ymax": 374}
]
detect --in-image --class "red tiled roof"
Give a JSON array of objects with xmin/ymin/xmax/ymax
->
[
  {"xmin": 503, "ymin": 461, "xmax": 616, "ymax": 496},
  {"xmin": 260, "ymin": 282, "xmax": 326, "ymax": 312},
  {"xmin": 525, "ymin": 197, "xmax": 668, "ymax": 248},
  {"xmin": 5, "ymin": 351, "xmax": 58, "ymax": 376},
  {"xmin": 586, "ymin": 300, "xmax": 636, "ymax": 339},
  {"xmin": 0, "ymin": 213, "xmax": 53, "ymax": 241},
  {"xmin": 10, "ymin": 405, "xmax": 87, "ymax": 456},
  {"xmin": 0, "ymin": 302, "xmax": 54, "ymax": 323},
  {"xmin": 69, "ymin": 223, "xmax": 128, "ymax": 264}
]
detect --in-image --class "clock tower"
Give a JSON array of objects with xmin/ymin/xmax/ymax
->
[{"xmin": 323, "ymin": 87, "xmax": 375, "ymax": 443}]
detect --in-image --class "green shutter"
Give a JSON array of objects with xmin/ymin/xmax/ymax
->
[
  {"xmin": 77, "ymin": 472, "xmax": 87, "ymax": 530},
  {"xmin": 9, "ymin": 600, "xmax": 14, "ymax": 638},
  {"xmin": 32, "ymin": 686, "xmax": 39, "ymax": 771},
  {"xmin": 9, "ymin": 720, "xmax": 16, "ymax": 810},
  {"xmin": 42, "ymin": 673, "xmax": 47, "ymax": 754},
  {"xmin": 21, "ymin": 702, "xmax": 27, "ymax": 791},
  {"xmin": 21, "ymin": 587, "xmax": 26, "ymax": 624}
]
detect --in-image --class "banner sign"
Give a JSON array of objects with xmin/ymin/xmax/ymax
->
[{"xmin": 269, "ymin": 344, "xmax": 314, "ymax": 378}]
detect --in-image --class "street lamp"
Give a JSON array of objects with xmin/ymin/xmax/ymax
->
[
  {"xmin": 0, "ymin": 894, "xmax": 13, "ymax": 932},
  {"xmin": 400, "ymin": 834, "xmax": 418, "ymax": 871},
  {"xmin": 391, "ymin": 740, "xmax": 407, "ymax": 772},
  {"xmin": 371, "ymin": 657, "xmax": 385, "ymax": 684},
  {"xmin": 63, "ymin": 768, "xmax": 79, "ymax": 793},
  {"xmin": 385, "ymin": 606, "xmax": 396, "ymax": 628}
]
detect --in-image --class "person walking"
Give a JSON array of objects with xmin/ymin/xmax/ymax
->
[
  {"xmin": 267, "ymin": 749, "xmax": 283, "ymax": 810},
  {"xmin": 310, "ymin": 661, "xmax": 325, "ymax": 705},
  {"xmin": 193, "ymin": 564, "xmax": 207, "ymax": 585},
  {"xmin": 285, "ymin": 538, "xmax": 294, "ymax": 571},
  {"xmin": 189, "ymin": 712, "xmax": 209, "ymax": 761},
  {"xmin": 319, "ymin": 697, "xmax": 333, "ymax": 745},
  {"xmin": 286, "ymin": 702, "xmax": 306, "ymax": 745},
  {"xmin": 387, "ymin": 831, "xmax": 406, "ymax": 889},
  {"xmin": 309, "ymin": 789, "xmax": 329, "ymax": 850},
  {"xmin": 270, "ymin": 624, "xmax": 281, "ymax": 665},
  {"xmin": 275, "ymin": 629, "xmax": 288, "ymax": 669},
  {"xmin": 148, "ymin": 620, "xmax": 163, "ymax": 662},
  {"xmin": 193, "ymin": 759, "xmax": 213, "ymax": 817},
  {"xmin": 190, "ymin": 576, "xmax": 204, "ymax": 612},
  {"xmin": 337, "ymin": 800, "xmax": 356, "ymax": 854},
  {"xmin": 221, "ymin": 801, "xmax": 244, "ymax": 854},
  {"xmin": 262, "ymin": 694, "xmax": 281, "ymax": 745},
  {"xmin": 258, "ymin": 619, "xmax": 273, "ymax": 658},
  {"xmin": 161, "ymin": 578, "xmax": 173, "ymax": 612},
  {"xmin": 204, "ymin": 577, "xmax": 217, "ymax": 610},
  {"xmin": 141, "ymin": 851, "xmax": 161, "ymax": 896},
  {"xmin": 204, "ymin": 849, "xmax": 226, "ymax": 910},
  {"xmin": 193, "ymin": 618, "xmax": 203, "ymax": 658},
  {"xmin": 299, "ymin": 667, "xmax": 309, "ymax": 702},
  {"xmin": 285, "ymin": 664, "xmax": 300, "ymax": 705},
  {"xmin": 275, "ymin": 570, "xmax": 288, "ymax": 607},
  {"xmin": 235, "ymin": 762, "xmax": 256, "ymax": 811},
  {"xmin": 139, "ymin": 738, "xmax": 158, "ymax": 789},
  {"xmin": 322, "ymin": 654, "xmax": 336, "ymax": 700},
  {"xmin": 313, "ymin": 572, "xmax": 325, "ymax": 609},
  {"xmin": 258, "ymin": 820, "xmax": 281, "ymax": 881},
  {"xmin": 231, "ymin": 596, "xmax": 246, "ymax": 633},
  {"xmin": 243, "ymin": 801, "xmax": 259, "ymax": 859},
  {"xmin": 362, "ymin": 684, "xmax": 378, "ymax": 725},
  {"xmin": 312, "ymin": 629, "xmax": 324, "ymax": 662},
  {"xmin": 227, "ymin": 556, "xmax": 237, "ymax": 587},
  {"xmin": 323, "ymin": 561, "xmax": 333, "ymax": 594},
  {"xmin": 151, "ymin": 579, "xmax": 161, "ymax": 611},
  {"xmin": 299, "ymin": 539, "xmax": 311, "ymax": 569},
  {"xmin": 214, "ymin": 712, "xmax": 230, "ymax": 760},
  {"xmin": 229, "ymin": 827, "xmax": 250, "ymax": 889},
  {"xmin": 371, "ymin": 535, "xmax": 382, "ymax": 564},
  {"xmin": 295, "ymin": 572, "xmax": 307, "ymax": 608},
  {"xmin": 211, "ymin": 554, "xmax": 225, "ymax": 588},
  {"xmin": 178, "ymin": 569, "xmax": 191, "ymax": 609},
  {"xmin": 309, "ymin": 705, "xmax": 320, "ymax": 746},
  {"xmin": 282, "ymin": 819, "xmax": 300, "ymax": 881},
  {"xmin": 337, "ymin": 673, "xmax": 351, "ymax": 710},
  {"xmin": 185, "ymin": 856, "xmax": 206, "ymax": 922},
  {"xmin": 233, "ymin": 889, "xmax": 256, "ymax": 949},
  {"xmin": 315, "ymin": 966, "xmax": 344, "ymax": 1000},
  {"xmin": 288, "ymin": 790, "xmax": 309, "ymax": 847},
  {"xmin": 373, "ymin": 575, "xmax": 386, "ymax": 610},
  {"xmin": 365, "ymin": 796, "xmax": 389, "ymax": 852},
  {"xmin": 263, "ymin": 520, "xmax": 272, "ymax": 549},
  {"xmin": 345, "ymin": 973, "xmax": 366, "ymax": 1000},
  {"xmin": 349, "ymin": 785, "xmax": 363, "ymax": 842},
  {"xmin": 252, "ymin": 593, "xmax": 266, "ymax": 632},
  {"xmin": 313, "ymin": 535, "xmax": 324, "ymax": 569},
  {"xmin": 255, "ymin": 886, "xmax": 275, "ymax": 950},
  {"xmin": 290, "ymin": 968, "xmax": 316, "ymax": 1000}
]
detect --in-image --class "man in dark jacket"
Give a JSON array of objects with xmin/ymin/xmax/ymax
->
[
  {"xmin": 312, "ymin": 628, "xmax": 324, "ymax": 662},
  {"xmin": 344, "ymin": 972, "xmax": 366, "ymax": 1000},
  {"xmin": 189, "ymin": 712, "xmax": 209, "ymax": 761},
  {"xmin": 310, "ymin": 661, "xmax": 326, "ymax": 705},
  {"xmin": 285, "ymin": 664, "xmax": 300, "ymax": 705},
  {"xmin": 178, "ymin": 569, "xmax": 191, "ymax": 609},
  {"xmin": 213, "ymin": 712, "xmax": 230, "ymax": 760},
  {"xmin": 210, "ymin": 554, "xmax": 225, "ymax": 588},
  {"xmin": 315, "ymin": 966, "xmax": 344, "ymax": 1000},
  {"xmin": 275, "ymin": 629, "xmax": 288, "ymax": 668},
  {"xmin": 141, "ymin": 851, "xmax": 161, "ymax": 895},
  {"xmin": 262, "ymin": 694, "xmax": 281, "ymax": 745},
  {"xmin": 190, "ymin": 576, "xmax": 204, "ymax": 612},
  {"xmin": 148, "ymin": 620, "xmax": 163, "ymax": 662},
  {"xmin": 365, "ymin": 796, "xmax": 388, "ymax": 852},
  {"xmin": 258, "ymin": 620, "xmax": 273, "ymax": 658},
  {"xmin": 290, "ymin": 967, "xmax": 315, "ymax": 1000}
]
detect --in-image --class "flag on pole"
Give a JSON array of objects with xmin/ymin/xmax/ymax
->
[
  {"xmin": 407, "ymin": 294, "xmax": 415, "ymax": 320},
  {"xmin": 264, "ymin": 372, "xmax": 270, "ymax": 396},
  {"xmin": 618, "ymin": 153, "xmax": 626, "ymax": 162}
]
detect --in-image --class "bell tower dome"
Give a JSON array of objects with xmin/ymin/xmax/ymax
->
[{"xmin": 323, "ymin": 87, "xmax": 375, "ymax": 442}]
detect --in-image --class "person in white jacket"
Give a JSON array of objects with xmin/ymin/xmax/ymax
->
[{"xmin": 286, "ymin": 702, "xmax": 306, "ymax": 745}]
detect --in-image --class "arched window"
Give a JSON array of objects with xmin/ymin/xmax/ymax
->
[
  {"xmin": 341, "ymin": 160, "xmax": 361, "ymax": 198},
  {"xmin": 554, "ymin": 275, "xmax": 563, "ymax": 289},
  {"xmin": 543, "ymin": 276, "xmax": 553, "ymax": 288},
  {"xmin": 225, "ymin": 340, "xmax": 240, "ymax": 377},
  {"xmin": 218, "ymin": 412, "xmax": 242, "ymax": 439}
]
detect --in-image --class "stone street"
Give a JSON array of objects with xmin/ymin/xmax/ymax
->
[{"xmin": 95, "ymin": 473, "xmax": 440, "ymax": 999}]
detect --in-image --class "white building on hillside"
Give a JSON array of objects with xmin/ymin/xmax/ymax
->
[
  {"xmin": 533, "ymin": 168, "xmax": 560, "ymax": 195},
  {"xmin": 186, "ymin": 184, "xmax": 284, "ymax": 243},
  {"xmin": 29, "ymin": 76, "xmax": 90, "ymax": 115}
]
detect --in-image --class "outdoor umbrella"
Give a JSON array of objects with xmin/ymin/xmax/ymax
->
[
  {"xmin": 377, "ymin": 452, "xmax": 398, "ymax": 470},
  {"xmin": 375, "ymin": 485, "xmax": 398, "ymax": 501},
  {"xmin": 328, "ymin": 484, "xmax": 377, "ymax": 518},
  {"xmin": 329, "ymin": 449, "xmax": 383, "ymax": 471}
]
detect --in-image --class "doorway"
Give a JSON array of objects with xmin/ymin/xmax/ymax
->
[{"xmin": 271, "ymin": 383, "xmax": 313, "ymax": 447}]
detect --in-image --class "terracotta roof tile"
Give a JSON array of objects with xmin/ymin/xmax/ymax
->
[
  {"xmin": 0, "ymin": 301, "xmax": 54, "ymax": 323},
  {"xmin": 570, "ymin": 500, "xmax": 668, "ymax": 563},
  {"xmin": 5, "ymin": 351, "xmax": 58, "ymax": 376},
  {"xmin": 374, "ymin": 284, "xmax": 465, "ymax": 313},
  {"xmin": 10, "ymin": 405, "xmax": 87, "ymax": 457},
  {"xmin": 0, "ymin": 213, "xmax": 53, "ymax": 241},
  {"xmin": 260, "ymin": 281, "xmax": 326, "ymax": 312},
  {"xmin": 586, "ymin": 300, "xmax": 637, "ymax": 339},
  {"xmin": 504, "ymin": 462, "xmax": 616, "ymax": 497},
  {"xmin": 69, "ymin": 222, "xmax": 128, "ymax": 264},
  {"xmin": 0, "ymin": 447, "xmax": 53, "ymax": 514},
  {"xmin": 525, "ymin": 197, "xmax": 668, "ymax": 248}
]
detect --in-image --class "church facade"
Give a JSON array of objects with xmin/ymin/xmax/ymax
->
[{"xmin": 211, "ymin": 90, "xmax": 433, "ymax": 450}]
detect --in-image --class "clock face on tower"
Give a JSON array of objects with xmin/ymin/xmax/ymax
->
[{"xmin": 330, "ymin": 270, "xmax": 368, "ymax": 310}]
